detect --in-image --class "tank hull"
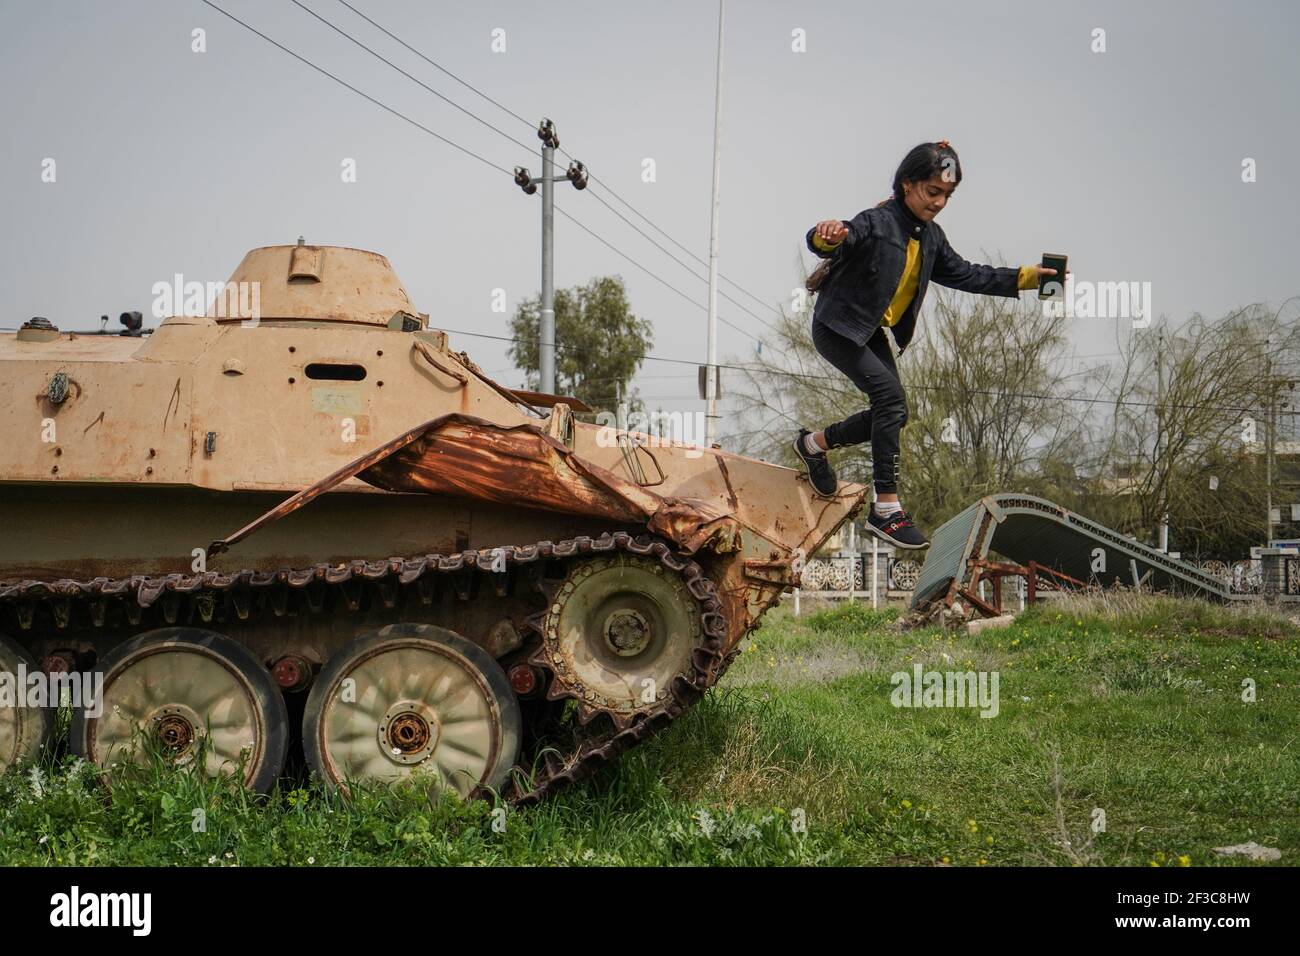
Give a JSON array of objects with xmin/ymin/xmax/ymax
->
[{"xmin": 0, "ymin": 244, "xmax": 868, "ymax": 798}]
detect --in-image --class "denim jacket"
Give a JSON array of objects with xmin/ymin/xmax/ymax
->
[{"xmin": 805, "ymin": 198, "xmax": 1021, "ymax": 353}]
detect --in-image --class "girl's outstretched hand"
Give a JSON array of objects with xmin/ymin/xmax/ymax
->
[
  {"xmin": 815, "ymin": 220, "xmax": 849, "ymax": 245},
  {"xmin": 1031, "ymin": 265, "xmax": 1073, "ymax": 280}
]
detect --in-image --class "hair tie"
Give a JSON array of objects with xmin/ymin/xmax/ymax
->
[{"xmin": 936, "ymin": 139, "xmax": 951, "ymax": 149}]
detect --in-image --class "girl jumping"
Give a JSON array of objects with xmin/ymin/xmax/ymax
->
[{"xmin": 793, "ymin": 140, "xmax": 1059, "ymax": 549}]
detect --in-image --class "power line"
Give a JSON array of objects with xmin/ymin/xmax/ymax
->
[
  {"xmin": 331, "ymin": 0, "xmax": 787, "ymax": 324},
  {"xmin": 213, "ymin": 0, "xmax": 767, "ymax": 347},
  {"xmin": 197, "ymin": 0, "xmax": 514, "ymax": 176},
  {"xmin": 287, "ymin": 0, "xmax": 537, "ymax": 155},
  {"xmin": 579, "ymin": 171, "xmax": 784, "ymax": 318},
  {"xmin": 584, "ymin": 189, "xmax": 782, "ymax": 334},
  {"xmin": 334, "ymin": 0, "xmax": 536, "ymax": 131},
  {"xmin": 553, "ymin": 205, "xmax": 764, "ymax": 344}
]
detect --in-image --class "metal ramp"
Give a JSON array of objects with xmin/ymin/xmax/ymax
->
[{"xmin": 910, "ymin": 494, "xmax": 1232, "ymax": 614}]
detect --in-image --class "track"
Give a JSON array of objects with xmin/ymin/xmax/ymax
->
[{"xmin": 0, "ymin": 530, "xmax": 733, "ymax": 803}]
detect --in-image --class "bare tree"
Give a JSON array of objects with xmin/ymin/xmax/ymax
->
[
  {"xmin": 1087, "ymin": 305, "xmax": 1300, "ymax": 556},
  {"xmin": 901, "ymin": 288, "xmax": 1091, "ymax": 519}
]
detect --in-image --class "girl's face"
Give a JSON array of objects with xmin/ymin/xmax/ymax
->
[{"xmin": 902, "ymin": 174, "xmax": 957, "ymax": 222}]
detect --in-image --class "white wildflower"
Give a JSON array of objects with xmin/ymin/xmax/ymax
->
[{"xmin": 694, "ymin": 809, "xmax": 715, "ymax": 838}]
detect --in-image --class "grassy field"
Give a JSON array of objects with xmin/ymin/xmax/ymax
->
[{"xmin": 2, "ymin": 593, "xmax": 1297, "ymax": 866}]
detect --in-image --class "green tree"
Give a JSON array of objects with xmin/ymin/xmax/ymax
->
[
  {"xmin": 508, "ymin": 276, "xmax": 653, "ymax": 417},
  {"xmin": 1085, "ymin": 306, "xmax": 1300, "ymax": 558}
]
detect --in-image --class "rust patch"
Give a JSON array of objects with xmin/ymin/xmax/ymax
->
[{"xmin": 210, "ymin": 413, "xmax": 740, "ymax": 558}]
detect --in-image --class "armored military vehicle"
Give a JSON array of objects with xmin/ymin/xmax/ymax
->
[{"xmin": 0, "ymin": 243, "xmax": 865, "ymax": 801}]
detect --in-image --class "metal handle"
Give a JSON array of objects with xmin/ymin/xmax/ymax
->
[{"xmin": 413, "ymin": 340, "xmax": 468, "ymax": 386}]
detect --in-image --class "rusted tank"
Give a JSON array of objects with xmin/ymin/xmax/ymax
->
[{"xmin": 0, "ymin": 243, "xmax": 866, "ymax": 800}]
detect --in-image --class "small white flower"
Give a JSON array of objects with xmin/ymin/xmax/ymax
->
[
  {"xmin": 694, "ymin": 809, "xmax": 715, "ymax": 838},
  {"xmin": 38, "ymin": 835, "xmax": 48, "ymax": 844},
  {"xmin": 207, "ymin": 855, "xmax": 217, "ymax": 864},
  {"xmin": 308, "ymin": 856, "xmax": 315, "ymax": 864}
]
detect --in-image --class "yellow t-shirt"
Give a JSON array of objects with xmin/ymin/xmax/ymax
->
[
  {"xmin": 881, "ymin": 238, "xmax": 922, "ymax": 327},
  {"xmin": 812, "ymin": 231, "xmax": 1040, "ymax": 327}
]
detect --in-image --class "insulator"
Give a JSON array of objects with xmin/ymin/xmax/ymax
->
[
  {"xmin": 537, "ymin": 117, "xmax": 559, "ymax": 149},
  {"xmin": 567, "ymin": 160, "xmax": 588, "ymax": 190},
  {"xmin": 514, "ymin": 166, "xmax": 537, "ymax": 195}
]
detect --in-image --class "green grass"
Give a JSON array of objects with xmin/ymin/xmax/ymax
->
[{"xmin": 3, "ymin": 593, "xmax": 1298, "ymax": 866}]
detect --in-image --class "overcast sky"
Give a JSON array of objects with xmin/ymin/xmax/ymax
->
[{"xmin": 2, "ymin": 0, "xmax": 1296, "ymax": 432}]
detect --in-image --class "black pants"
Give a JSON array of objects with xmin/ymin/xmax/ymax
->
[{"xmin": 811, "ymin": 320, "xmax": 908, "ymax": 494}]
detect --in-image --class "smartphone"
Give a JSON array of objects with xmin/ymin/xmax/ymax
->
[{"xmin": 1038, "ymin": 253, "xmax": 1068, "ymax": 300}]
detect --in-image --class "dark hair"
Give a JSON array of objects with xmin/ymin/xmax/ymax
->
[{"xmin": 892, "ymin": 141, "xmax": 962, "ymax": 203}]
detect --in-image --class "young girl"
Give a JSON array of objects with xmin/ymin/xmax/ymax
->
[{"xmin": 793, "ymin": 140, "xmax": 1058, "ymax": 549}]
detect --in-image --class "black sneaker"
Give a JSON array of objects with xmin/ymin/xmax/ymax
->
[
  {"xmin": 793, "ymin": 429, "xmax": 838, "ymax": 496},
  {"xmin": 867, "ymin": 507, "xmax": 929, "ymax": 549}
]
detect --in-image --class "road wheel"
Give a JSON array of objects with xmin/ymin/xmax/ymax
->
[
  {"xmin": 303, "ymin": 623, "xmax": 521, "ymax": 798},
  {"xmin": 0, "ymin": 632, "xmax": 53, "ymax": 774},
  {"xmin": 530, "ymin": 552, "xmax": 706, "ymax": 727},
  {"xmin": 71, "ymin": 627, "xmax": 288, "ymax": 793}
]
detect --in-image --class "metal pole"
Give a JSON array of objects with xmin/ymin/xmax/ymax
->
[
  {"xmin": 847, "ymin": 520, "xmax": 856, "ymax": 603},
  {"xmin": 1156, "ymin": 327, "xmax": 1167, "ymax": 551},
  {"xmin": 704, "ymin": 0, "xmax": 724, "ymax": 445},
  {"xmin": 871, "ymin": 535, "xmax": 878, "ymax": 609},
  {"xmin": 540, "ymin": 139, "xmax": 556, "ymax": 396},
  {"xmin": 1266, "ymin": 338, "xmax": 1275, "ymax": 545}
]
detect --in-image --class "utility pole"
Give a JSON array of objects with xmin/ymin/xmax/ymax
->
[
  {"xmin": 1156, "ymin": 327, "xmax": 1169, "ymax": 552},
  {"xmin": 1260, "ymin": 298, "xmax": 1299, "ymax": 545},
  {"xmin": 514, "ymin": 118, "xmax": 587, "ymax": 396},
  {"xmin": 1266, "ymin": 337, "xmax": 1275, "ymax": 545},
  {"xmin": 703, "ymin": 0, "xmax": 725, "ymax": 446}
]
